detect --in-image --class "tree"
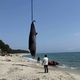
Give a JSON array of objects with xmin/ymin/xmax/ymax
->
[
  {"xmin": 0, "ymin": 40, "xmax": 11, "ymax": 56},
  {"xmin": 0, "ymin": 40, "xmax": 5, "ymax": 55}
]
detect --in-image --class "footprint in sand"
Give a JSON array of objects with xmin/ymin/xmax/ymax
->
[
  {"xmin": 0, "ymin": 78, "xmax": 7, "ymax": 80},
  {"xmin": 7, "ymin": 67, "xmax": 23, "ymax": 74}
]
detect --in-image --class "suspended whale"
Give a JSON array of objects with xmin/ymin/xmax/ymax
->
[{"xmin": 29, "ymin": 21, "xmax": 37, "ymax": 58}]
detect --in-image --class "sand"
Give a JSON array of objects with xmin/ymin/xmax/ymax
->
[{"xmin": 0, "ymin": 53, "xmax": 80, "ymax": 80}]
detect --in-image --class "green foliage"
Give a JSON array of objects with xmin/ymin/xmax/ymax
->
[
  {"xmin": 0, "ymin": 40, "xmax": 11, "ymax": 56},
  {"xmin": 0, "ymin": 40, "xmax": 29, "ymax": 56},
  {"xmin": 10, "ymin": 49, "xmax": 29, "ymax": 53}
]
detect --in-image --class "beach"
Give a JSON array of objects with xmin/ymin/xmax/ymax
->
[{"xmin": 0, "ymin": 53, "xmax": 80, "ymax": 80}]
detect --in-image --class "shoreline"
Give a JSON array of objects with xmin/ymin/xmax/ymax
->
[
  {"xmin": 23, "ymin": 53, "xmax": 80, "ymax": 74},
  {"xmin": 0, "ymin": 53, "xmax": 80, "ymax": 80}
]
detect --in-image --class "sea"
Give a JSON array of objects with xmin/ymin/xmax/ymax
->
[{"xmin": 23, "ymin": 52, "xmax": 80, "ymax": 74}]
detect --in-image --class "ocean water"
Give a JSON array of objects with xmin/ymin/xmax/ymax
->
[{"xmin": 23, "ymin": 52, "xmax": 80, "ymax": 73}]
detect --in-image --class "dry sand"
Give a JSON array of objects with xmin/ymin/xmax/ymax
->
[{"xmin": 0, "ymin": 54, "xmax": 80, "ymax": 80}]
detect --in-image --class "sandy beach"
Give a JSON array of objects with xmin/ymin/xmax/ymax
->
[{"xmin": 0, "ymin": 53, "xmax": 80, "ymax": 80}]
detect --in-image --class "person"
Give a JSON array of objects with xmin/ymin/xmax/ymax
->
[
  {"xmin": 42, "ymin": 54, "xmax": 48, "ymax": 73},
  {"xmin": 37, "ymin": 57, "xmax": 40, "ymax": 63}
]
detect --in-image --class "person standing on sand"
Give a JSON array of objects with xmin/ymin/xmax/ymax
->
[
  {"xmin": 42, "ymin": 54, "xmax": 48, "ymax": 73},
  {"xmin": 37, "ymin": 57, "xmax": 40, "ymax": 63}
]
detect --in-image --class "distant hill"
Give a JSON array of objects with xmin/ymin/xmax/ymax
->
[
  {"xmin": 10, "ymin": 49, "xmax": 29, "ymax": 54},
  {"xmin": 0, "ymin": 40, "xmax": 29, "ymax": 55}
]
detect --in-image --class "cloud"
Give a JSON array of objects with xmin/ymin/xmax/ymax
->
[
  {"xmin": 74, "ymin": 32, "xmax": 80, "ymax": 37},
  {"xmin": 67, "ymin": 48, "xmax": 75, "ymax": 51}
]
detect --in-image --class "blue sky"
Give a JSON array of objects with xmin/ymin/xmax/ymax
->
[{"xmin": 0, "ymin": 0, "xmax": 80, "ymax": 53}]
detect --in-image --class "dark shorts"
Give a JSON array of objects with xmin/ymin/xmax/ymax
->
[{"xmin": 44, "ymin": 65, "xmax": 48, "ymax": 68}]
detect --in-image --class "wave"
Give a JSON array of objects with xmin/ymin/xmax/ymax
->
[
  {"xmin": 58, "ymin": 64, "xmax": 77, "ymax": 70},
  {"xmin": 23, "ymin": 57, "xmax": 37, "ymax": 62},
  {"xmin": 70, "ymin": 67, "xmax": 78, "ymax": 70}
]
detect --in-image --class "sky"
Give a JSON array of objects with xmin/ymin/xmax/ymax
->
[{"xmin": 0, "ymin": 0, "xmax": 80, "ymax": 53}]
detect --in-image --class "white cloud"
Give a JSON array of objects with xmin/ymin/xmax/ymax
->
[
  {"xmin": 74, "ymin": 32, "xmax": 80, "ymax": 37},
  {"xmin": 67, "ymin": 48, "xmax": 75, "ymax": 51}
]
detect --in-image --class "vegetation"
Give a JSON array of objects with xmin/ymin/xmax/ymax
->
[
  {"xmin": 0, "ymin": 40, "xmax": 29, "ymax": 56},
  {"xmin": 10, "ymin": 49, "xmax": 29, "ymax": 54},
  {"xmin": 0, "ymin": 40, "xmax": 11, "ymax": 56}
]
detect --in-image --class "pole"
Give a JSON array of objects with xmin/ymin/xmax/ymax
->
[{"xmin": 31, "ymin": 0, "xmax": 33, "ymax": 21}]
